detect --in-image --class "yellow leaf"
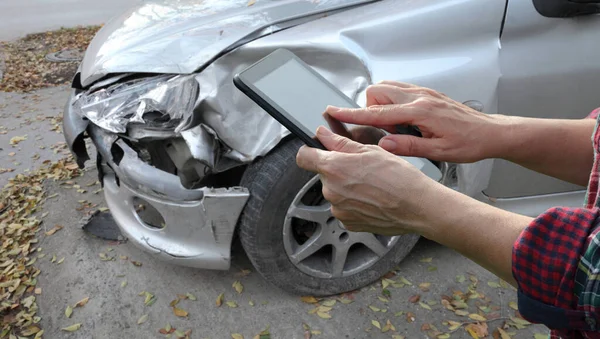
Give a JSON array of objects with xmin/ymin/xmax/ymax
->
[
  {"xmin": 317, "ymin": 306, "xmax": 332, "ymax": 313},
  {"xmin": 301, "ymin": 296, "xmax": 319, "ymax": 304},
  {"xmin": 20, "ymin": 325, "xmax": 41, "ymax": 336},
  {"xmin": 399, "ymin": 277, "xmax": 412, "ymax": 285},
  {"xmin": 137, "ymin": 314, "xmax": 148, "ymax": 324},
  {"xmin": 216, "ymin": 293, "xmax": 224, "ymax": 307},
  {"xmin": 371, "ymin": 320, "xmax": 381, "ymax": 329},
  {"xmin": 249, "ymin": 300, "xmax": 255, "ymax": 306},
  {"xmin": 75, "ymin": 297, "xmax": 89, "ymax": 307},
  {"xmin": 170, "ymin": 299, "xmax": 180, "ymax": 307},
  {"xmin": 186, "ymin": 293, "xmax": 197, "ymax": 301},
  {"xmin": 437, "ymin": 334, "xmax": 450, "ymax": 339},
  {"xmin": 321, "ymin": 299, "xmax": 336, "ymax": 307},
  {"xmin": 419, "ymin": 282, "xmax": 431, "ymax": 292},
  {"xmin": 57, "ymin": 257, "xmax": 64, "ymax": 264},
  {"xmin": 45, "ymin": 224, "xmax": 63, "ymax": 236},
  {"xmin": 378, "ymin": 296, "xmax": 389, "ymax": 303},
  {"xmin": 121, "ymin": 280, "xmax": 127, "ymax": 288},
  {"xmin": 34, "ymin": 330, "xmax": 44, "ymax": 339},
  {"xmin": 61, "ymin": 323, "xmax": 81, "ymax": 332},
  {"xmin": 420, "ymin": 257, "xmax": 433, "ymax": 263},
  {"xmin": 510, "ymin": 316, "xmax": 531, "ymax": 325},
  {"xmin": 173, "ymin": 307, "xmax": 188, "ymax": 317},
  {"xmin": 338, "ymin": 297, "xmax": 353, "ymax": 304},
  {"xmin": 419, "ymin": 302, "xmax": 432, "ymax": 310},
  {"xmin": 65, "ymin": 305, "xmax": 73, "ymax": 318},
  {"xmin": 311, "ymin": 330, "xmax": 322, "ymax": 335},
  {"xmin": 369, "ymin": 305, "xmax": 380, "ymax": 312},
  {"xmin": 226, "ymin": 301, "xmax": 238, "ymax": 308},
  {"xmin": 317, "ymin": 311, "xmax": 331, "ymax": 319},
  {"xmin": 467, "ymin": 327, "xmax": 480, "ymax": 339},
  {"xmin": 455, "ymin": 310, "xmax": 469, "ymax": 316},
  {"xmin": 497, "ymin": 328, "xmax": 512, "ymax": 339},
  {"xmin": 233, "ymin": 280, "xmax": 244, "ymax": 294},
  {"xmin": 382, "ymin": 278, "xmax": 393, "ymax": 289},
  {"xmin": 392, "ymin": 336, "xmax": 405, "ymax": 339},
  {"xmin": 487, "ymin": 281, "xmax": 500, "ymax": 288},
  {"xmin": 247, "ymin": 0, "xmax": 256, "ymax": 6},
  {"xmin": 508, "ymin": 301, "xmax": 518, "ymax": 310},
  {"xmin": 468, "ymin": 314, "xmax": 486, "ymax": 321},
  {"xmin": 9, "ymin": 135, "xmax": 27, "ymax": 145},
  {"xmin": 232, "ymin": 333, "xmax": 244, "ymax": 339}
]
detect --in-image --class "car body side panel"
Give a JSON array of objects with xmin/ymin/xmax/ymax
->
[
  {"xmin": 193, "ymin": 0, "xmax": 505, "ymax": 193},
  {"xmin": 487, "ymin": 0, "xmax": 600, "ymax": 198}
]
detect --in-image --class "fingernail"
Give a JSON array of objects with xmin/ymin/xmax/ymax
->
[
  {"xmin": 380, "ymin": 138, "xmax": 396, "ymax": 151},
  {"xmin": 317, "ymin": 126, "xmax": 333, "ymax": 136},
  {"xmin": 326, "ymin": 105, "xmax": 341, "ymax": 113}
]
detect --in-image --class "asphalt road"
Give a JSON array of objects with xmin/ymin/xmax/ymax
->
[{"xmin": 0, "ymin": 0, "xmax": 142, "ymax": 41}]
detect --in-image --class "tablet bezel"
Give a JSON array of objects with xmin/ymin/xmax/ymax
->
[{"xmin": 233, "ymin": 48, "xmax": 359, "ymax": 150}]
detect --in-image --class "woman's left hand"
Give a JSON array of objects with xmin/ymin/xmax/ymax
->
[{"xmin": 296, "ymin": 126, "xmax": 444, "ymax": 236}]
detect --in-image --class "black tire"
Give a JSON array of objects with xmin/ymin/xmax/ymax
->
[{"xmin": 238, "ymin": 138, "xmax": 420, "ymax": 296}]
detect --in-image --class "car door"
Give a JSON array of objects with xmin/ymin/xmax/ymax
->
[{"xmin": 485, "ymin": 0, "xmax": 600, "ymax": 199}]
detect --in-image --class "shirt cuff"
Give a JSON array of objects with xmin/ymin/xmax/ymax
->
[{"xmin": 512, "ymin": 207, "xmax": 599, "ymax": 326}]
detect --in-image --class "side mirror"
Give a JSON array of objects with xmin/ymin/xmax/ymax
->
[{"xmin": 533, "ymin": 0, "xmax": 600, "ymax": 18}]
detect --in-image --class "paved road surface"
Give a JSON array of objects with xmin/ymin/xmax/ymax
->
[{"xmin": 0, "ymin": 0, "xmax": 142, "ymax": 41}]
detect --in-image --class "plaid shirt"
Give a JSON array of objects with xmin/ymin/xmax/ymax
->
[{"xmin": 513, "ymin": 108, "xmax": 600, "ymax": 338}]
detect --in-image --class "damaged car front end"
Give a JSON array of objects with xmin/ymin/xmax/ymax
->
[{"xmin": 63, "ymin": 0, "xmax": 510, "ymax": 295}]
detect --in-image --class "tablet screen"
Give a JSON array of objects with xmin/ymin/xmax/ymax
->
[{"xmin": 253, "ymin": 58, "xmax": 356, "ymax": 137}]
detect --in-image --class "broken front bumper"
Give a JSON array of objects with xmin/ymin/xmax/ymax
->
[{"xmin": 63, "ymin": 91, "xmax": 250, "ymax": 270}]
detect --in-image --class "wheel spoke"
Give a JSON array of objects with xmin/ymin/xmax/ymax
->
[
  {"xmin": 289, "ymin": 234, "xmax": 325, "ymax": 264},
  {"xmin": 356, "ymin": 233, "xmax": 388, "ymax": 257},
  {"xmin": 331, "ymin": 245, "xmax": 349, "ymax": 278},
  {"xmin": 287, "ymin": 202, "xmax": 331, "ymax": 224}
]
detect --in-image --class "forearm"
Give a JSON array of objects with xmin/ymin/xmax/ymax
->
[
  {"xmin": 489, "ymin": 115, "xmax": 595, "ymax": 186},
  {"xmin": 418, "ymin": 185, "xmax": 532, "ymax": 285}
]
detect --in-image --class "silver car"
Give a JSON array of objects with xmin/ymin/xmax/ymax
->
[{"xmin": 63, "ymin": 0, "xmax": 600, "ymax": 296}]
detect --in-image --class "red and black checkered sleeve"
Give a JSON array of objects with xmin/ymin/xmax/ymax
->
[{"xmin": 512, "ymin": 207, "xmax": 600, "ymax": 329}]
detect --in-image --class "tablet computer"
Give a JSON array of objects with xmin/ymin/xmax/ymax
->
[{"xmin": 233, "ymin": 48, "xmax": 357, "ymax": 149}]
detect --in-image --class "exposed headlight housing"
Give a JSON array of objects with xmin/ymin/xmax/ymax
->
[{"xmin": 72, "ymin": 74, "xmax": 199, "ymax": 133}]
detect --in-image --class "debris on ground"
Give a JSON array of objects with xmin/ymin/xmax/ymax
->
[
  {"xmin": 0, "ymin": 157, "xmax": 82, "ymax": 338},
  {"xmin": 78, "ymin": 209, "xmax": 124, "ymax": 241},
  {"xmin": 0, "ymin": 26, "xmax": 101, "ymax": 92}
]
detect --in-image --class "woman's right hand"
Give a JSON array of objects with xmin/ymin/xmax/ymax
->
[{"xmin": 326, "ymin": 81, "xmax": 510, "ymax": 163}]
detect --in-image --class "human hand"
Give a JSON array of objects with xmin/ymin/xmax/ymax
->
[
  {"xmin": 296, "ymin": 126, "xmax": 446, "ymax": 236},
  {"xmin": 325, "ymin": 81, "xmax": 506, "ymax": 163}
]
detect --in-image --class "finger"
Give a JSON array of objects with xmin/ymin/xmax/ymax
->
[
  {"xmin": 377, "ymin": 80, "xmax": 418, "ymax": 88},
  {"xmin": 366, "ymin": 84, "xmax": 417, "ymax": 107},
  {"xmin": 326, "ymin": 104, "xmax": 423, "ymax": 127},
  {"xmin": 316, "ymin": 126, "xmax": 365, "ymax": 154},
  {"xmin": 296, "ymin": 145, "xmax": 328, "ymax": 173},
  {"xmin": 378, "ymin": 134, "xmax": 441, "ymax": 158},
  {"xmin": 323, "ymin": 112, "xmax": 352, "ymax": 139}
]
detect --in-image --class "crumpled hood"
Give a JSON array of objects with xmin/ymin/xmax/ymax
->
[{"xmin": 79, "ymin": 0, "xmax": 373, "ymax": 87}]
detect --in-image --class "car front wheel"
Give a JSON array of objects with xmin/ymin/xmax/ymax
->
[{"xmin": 238, "ymin": 138, "xmax": 420, "ymax": 296}]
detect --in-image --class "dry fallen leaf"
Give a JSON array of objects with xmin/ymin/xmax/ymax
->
[
  {"xmin": 456, "ymin": 275, "xmax": 466, "ymax": 283},
  {"xmin": 186, "ymin": 293, "xmax": 197, "ymax": 301},
  {"xmin": 216, "ymin": 293, "xmax": 224, "ymax": 307},
  {"xmin": 437, "ymin": 334, "xmax": 450, "ymax": 339},
  {"xmin": 409, "ymin": 295, "xmax": 421, "ymax": 303},
  {"xmin": 371, "ymin": 320, "xmax": 381, "ymax": 329},
  {"xmin": 61, "ymin": 323, "xmax": 82, "ymax": 332},
  {"xmin": 465, "ymin": 322, "xmax": 488, "ymax": 337},
  {"xmin": 508, "ymin": 301, "xmax": 518, "ymax": 310},
  {"xmin": 137, "ymin": 314, "xmax": 148, "ymax": 325},
  {"xmin": 45, "ymin": 224, "xmax": 63, "ymax": 236},
  {"xmin": 10, "ymin": 135, "xmax": 27, "ymax": 145},
  {"xmin": 420, "ymin": 257, "xmax": 433, "ymax": 263},
  {"xmin": 419, "ymin": 282, "xmax": 431, "ymax": 292},
  {"xmin": 455, "ymin": 310, "xmax": 469, "ymax": 316},
  {"xmin": 419, "ymin": 302, "xmax": 432, "ymax": 310},
  {"xmin": 233, "ymin": 280, "xmax": 244, "ymax": 294},
  {"xmin": 487, "ymin": 281, "xmax": 500, "ymax": 288},
  {"xmin": 406, "ymin": 312, "xmax": 415, "ymax": 323},
  {"xmin": 301, "ymin": 296, "xmax": 319, "ymax": 304},
  {"xmin": 173, "ymin": 307, "xmax": 188, "ymax": 317},
  {"xmin": 65, "ymin": 305, "xmax": 73, "ymax": 318},
  {"xmin": 226, "ymin": 301, "xmax": 238, "ymax": 308},
  {"xmin": 321, "ymin": 299, "xmax": 336, "ymax": 307},
  {"xmin": 369, "ymin": 305, "xmax": 380, "ymax": 312},
  {"xmin": 247, "ymin": 0, "xmax": 256, "ymax": 6},
  {"xmin": 75, "ymin": 297, "xmax": 89, "ymax": 307},
  {"xmin": 232, "ymin": 333, "xmax": 244, "ymax": 339},
  {"xmin": 20, "ymin": 326, "xmax": 41, "ymax": 336},
  {"xmin": 468, "ymin": 314, "xmax": 487, "ymax": 321},
  {"xmin": 317, "ymin": 311, "xmax": 331, "ymax": 319}
]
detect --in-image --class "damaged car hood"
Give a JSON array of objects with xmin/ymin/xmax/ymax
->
[{"xmin": 79, "ymin": 0, "xmax": 377, "ymax": 87}]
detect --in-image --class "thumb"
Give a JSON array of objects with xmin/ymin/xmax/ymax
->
[
  {"xmin": 316, "ymin": 126, "xmax": 364, "ymax": 153},
  {"xmin": 378, "ymin": 134, "xmax": 438, "ymax": 158}
]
